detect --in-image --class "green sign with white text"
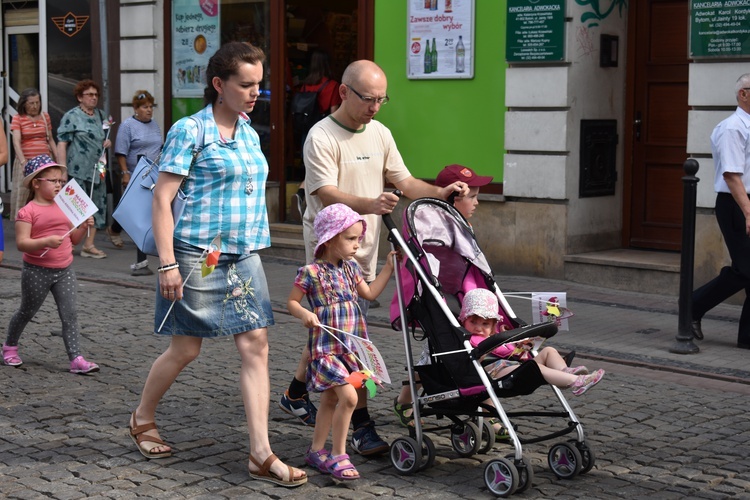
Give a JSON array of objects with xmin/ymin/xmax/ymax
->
[
  {"xmin": 506, "ymin": 0, "xmax": 565, "ymax": 62},
  {"xmin": 690, "ymin": 0, "xmax": 750, "ymax": 58}
]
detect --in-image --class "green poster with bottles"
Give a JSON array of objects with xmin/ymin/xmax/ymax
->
[{"xmin": 506, "ymin": 0, "xmax": 565, "ymax": 62}]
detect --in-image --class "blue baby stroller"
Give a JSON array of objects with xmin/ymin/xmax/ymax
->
[{"xmin": 384, "ymin": 198, "xmax": 595, "ymax": 497}]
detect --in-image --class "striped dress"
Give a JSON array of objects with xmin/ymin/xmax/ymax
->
[{"xmin": 294, "ymin": 259, "xmax": 368, "ymax": 393}]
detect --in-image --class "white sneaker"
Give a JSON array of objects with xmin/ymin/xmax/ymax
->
[{"xmin": 130, "ymin": 260, "xmax": 149, "ymax": 271}]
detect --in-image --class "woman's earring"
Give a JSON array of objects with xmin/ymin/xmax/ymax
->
[{"xmin": 219, "ymin": 95, "xmax": 223, "ymax": 104}]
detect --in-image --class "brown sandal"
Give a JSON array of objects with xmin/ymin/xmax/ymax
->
[
  {"xmin": 248, "ymin": 453, "xmax": 307, "ymax": 488},
  {"xmin": 106, "ymin": 227, "xmax": 124, "ymax": 248},
  {"xmin": 81, "ymin": 246, "xmax": 107, "ymax": 259},
  {"xmin": 129, "ymin": 411, "xmax": 172, "ymax": 459}
]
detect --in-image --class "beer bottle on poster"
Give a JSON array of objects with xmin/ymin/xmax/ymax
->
[
  {"xmin": 456, "ymin": 35, "xmax": 465, "ymax": 73},
  {"xmin": 431, "ymin": 37, "xmax": 438, "ymax": 73},
  {"xmin": 431, "ymin": 0, "xmax": 437, "ymax": 11},
  {"xmin": 445, "ymin": 0, "xmax": 453, "ymax": 12},
  {"xmin": 424, "ymin": 39, "xmax": 432, "ymax": 74},
  {"xmin": 424, "ymin": 0, "xmax": 431, "ymax": 9}
]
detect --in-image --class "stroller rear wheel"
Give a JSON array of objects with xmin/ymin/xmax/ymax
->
[
  {"xmin": 390, "ymin": 435, "xmax": 436, "ymax": 474},
  {"xmin": 483, "ymin": 458, "xmax": 519, "ymax": 497},
  {"xmin": 450, "ymin": 421, "xmax": 481, "ymax": 457},
  {"xmin": 547, "ymin": 442, "xmax": 583, "ymax": 479}
]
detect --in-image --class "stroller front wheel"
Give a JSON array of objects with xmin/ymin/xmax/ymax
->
[
  {"xmin": 547, "ymin": 442, "xmax": 583, "ymax": 479},
  {"xmin": 483, "ymin": 458, "xmax": 519, "ymax": 497},
  {"xmin": 390, "ymin": 437, "xmax": 422, "ymax": 475}
]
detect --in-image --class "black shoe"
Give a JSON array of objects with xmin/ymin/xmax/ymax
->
[
  {"xmin": 350, "ymin": 420, "xmax": 389, "ymax": 456},
  {"xmin": 691, "ymin": 320, "xmax": 703, "ymax": 340},
  {"xmin": 737, "ymin": 342, "xmax": 750, "ymax": 350}
]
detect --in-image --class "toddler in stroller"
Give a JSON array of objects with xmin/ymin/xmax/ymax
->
[{"xmin": 462, "ymin": 288, "xmax": 605, "ymax": 396}]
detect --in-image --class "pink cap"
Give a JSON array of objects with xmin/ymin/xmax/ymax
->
[{"xmin": 313, "ymin": 203, "xmax": 367, "ymax": 258}]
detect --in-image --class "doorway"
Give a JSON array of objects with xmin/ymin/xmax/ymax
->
[
  {"xmin": 279, "ymin": 0, "xmax": 363, "ymax": 222},
  {"xmin": 3, "ymin": 25, "xmax": 42, "ymax": 191},
  {"xmin": 624, "ymin": 0, "xmax": 689, "ymax": 251}
]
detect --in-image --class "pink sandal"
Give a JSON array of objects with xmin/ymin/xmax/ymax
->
[
  {"xmin": 70, "ymin": 356, "xmax": 99, "ymax": 374},
  {"xmin": 324, "ymin": 453, "xmax": 360, "ymax": 480},
  {"xmin": 305, "ymin": 447, "xmax": 330, "ymax": 473},
  {"xmin": 2, "ymin": 344, "xmax": 22, "ymax": 367}
]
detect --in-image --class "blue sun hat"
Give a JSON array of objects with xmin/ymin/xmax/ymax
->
[
  {"xmin": 23, "ymin": 154, "xmax": 66, "ymax": 188},
  {"xmin": 313, "ymin": 203, "xmax": 367, "ymax": 258}
]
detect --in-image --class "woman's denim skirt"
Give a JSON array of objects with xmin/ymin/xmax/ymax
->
[{"xmin": 154, "ymin": 239, "xmax": 275, "ymax": 337}]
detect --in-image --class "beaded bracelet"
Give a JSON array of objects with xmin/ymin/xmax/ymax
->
[{"xmin": 157, "ymin": 263, "xmax": 180, "ymax": 273}]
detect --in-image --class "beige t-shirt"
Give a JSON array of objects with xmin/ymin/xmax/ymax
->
[{"xmin": 303, "ymin": 116, "xmax": 411, "ymax": 281}]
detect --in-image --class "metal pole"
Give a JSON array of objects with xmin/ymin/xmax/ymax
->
[
  {"xmin": 99, "ymin": 0, "xmax": 109, "ymax": 115},
  {"xmin": 670, "ymin": 158, "xmax": 700, "ymax": 354}
]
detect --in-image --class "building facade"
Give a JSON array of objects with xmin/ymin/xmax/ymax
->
[{"xmin": 0, "ymin": 0, "xmax": 743, "ymax": 292}]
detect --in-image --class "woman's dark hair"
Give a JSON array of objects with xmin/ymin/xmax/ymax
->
[
  {"xmin": 303, "ymin": 50, "xmax": 333, "ymax": 86},
  {"xmin": 74, "ymin": 79, "xmax": 101, "ymax": 98},
  {"xmin": 204, "ymin": 42, "xmax": 266, "ymax": 105},
  {"xmin": 132, "ymin": 90, "xmax": 155, "ymax": 108},
  {"xmin": 17, "ymin": 88, "xmax": 41, "ymax": 115}
]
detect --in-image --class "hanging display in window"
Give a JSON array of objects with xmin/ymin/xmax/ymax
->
[
  {"xmin": 172, "ymin": 0, "xmax": 221, "ymax": 98},
  {"xmin": 407, "ymin": 0, "xmax": 475, "ymax": 79}
]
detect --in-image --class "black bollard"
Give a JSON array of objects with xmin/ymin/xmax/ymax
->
[{"xmin": 670, "ymin": 159, "xmax": 700, "ymax": 354}]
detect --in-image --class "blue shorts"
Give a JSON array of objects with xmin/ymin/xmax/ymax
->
[{"xmin": 155, "ymin": 238, "xmax": 275, "ymax": 337}]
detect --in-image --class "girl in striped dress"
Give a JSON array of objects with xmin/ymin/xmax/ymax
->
[{"xmin": 287, "ymin": 203, "xmax": 395, "ymax": 480}]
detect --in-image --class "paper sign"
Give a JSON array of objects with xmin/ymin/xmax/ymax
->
[
  {"xmin": 343, "ymin": 332, "xmax": 391, "ymax": 384},
  {"xmin": 54, "ymin": 178, "xmax": 98, "ymax": 227},
  {"xmin": 531, "ymin": 292, "xmax": 569, "ymax": 331}
]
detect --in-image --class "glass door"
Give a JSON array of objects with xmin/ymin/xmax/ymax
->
[{"xmin": 3, "ymin": 25, "xmax": 42, "ymax": 191}]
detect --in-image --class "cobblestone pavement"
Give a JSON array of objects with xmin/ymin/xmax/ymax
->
[{"xmin": 2, "ymin": 224, "xmax": 750, "ymax": 498}]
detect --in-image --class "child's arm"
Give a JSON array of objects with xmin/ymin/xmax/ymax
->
[
  {"xmin": 15, "ymin": 221, "xmax": 64, "ymax": 253},
  {"xmin": 491, "ymin": 341, "xmax": 517, "ymax": 359},
  {"xmin": 70, "ymin": 217, "xmax": 95, "ymax": 246},
  {"xmin": 358, "ymin": 250, "xmax": 397, "ymax": 301},
  {"xmin": 287, "ymin": 285, "xmax": 319, "ymax": 328}
]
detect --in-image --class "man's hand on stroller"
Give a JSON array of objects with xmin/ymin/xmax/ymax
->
[
  {"xmin": 438, "ymin": 181, "xmax": 470, "ymax": 202},
  {"xmin": 372, "ymin": 192, "xmax": 400, "ymax": 215}
]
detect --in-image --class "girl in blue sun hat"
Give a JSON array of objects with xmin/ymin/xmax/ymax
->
[
  {"xmin": 287, "ymin": 203, "xmax": 396, "ymax": 480},
  {"xmin": 2, "ymin": 154, "xmax": 98, "ymax": 374}
]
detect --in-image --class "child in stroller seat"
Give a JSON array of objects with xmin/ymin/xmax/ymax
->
[
  {"xmin": 462, "ymin": 288, "xmax": 605, "ymax": 394},
  {"xmin": 460, "ymin": 288, "xmax": 605, "ymax": 438}
]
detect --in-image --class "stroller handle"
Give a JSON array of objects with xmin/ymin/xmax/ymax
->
[{"xmin": 382, "ymin": 189, "xmax": 402, "ymax": 231}]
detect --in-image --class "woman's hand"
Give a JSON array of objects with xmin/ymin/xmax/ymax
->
[
  {"xmin": 159, "ymin": 268, "xmax": 184, "ymax": 301},
  {"xmin": 103, "ymin": 139, "xmax": 112, "ymax": 149},
  {"xmin": 121, "ymin": 171, "xmax": 131, "ymax": 186}
]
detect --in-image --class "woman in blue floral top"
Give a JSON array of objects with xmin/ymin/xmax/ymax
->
[{"xmin": 57, "ymin": 79, "xmax": 111, "ymax": 259}]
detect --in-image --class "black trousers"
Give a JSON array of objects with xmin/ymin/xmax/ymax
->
[{"xmin": 692, "ymin": 192, "xmax": 750, "ymax": 344}]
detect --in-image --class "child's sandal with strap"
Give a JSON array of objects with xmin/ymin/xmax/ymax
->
[
  {"xmin": 2, "ymin": 344, "xmax": 23, "ymax": 367},
  {"xmin": 305, "ymin": 447, "xmax": 330, "ymax": 473},
  {"xmin": 324, "ymin": 453, "xmax": 360, "ymax": 480}
]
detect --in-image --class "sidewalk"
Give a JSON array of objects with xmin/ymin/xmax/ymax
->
[
  {"xmin": 2, "ymin": 217, "xmax": 748, "ymax": 382},
  {"xmin": 3, "ymin": 218, "xmax": 750, "ymax": 498}
]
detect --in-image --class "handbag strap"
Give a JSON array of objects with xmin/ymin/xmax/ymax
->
[{"xmin": 41, "ymin": 112, "xmax": 50, "ymax": 142}]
